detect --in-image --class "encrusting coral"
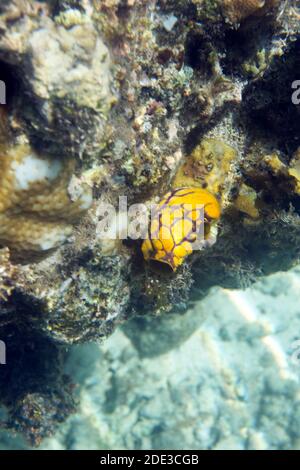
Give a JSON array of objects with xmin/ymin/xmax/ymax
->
[
  {"xmin": 0, "ymin": 143, "xmax": 92, "ymax": 259},
  {"xmin": 234, "ymin": 183, "xmax": 260, "ymax": 219},
  {"xmin": 288, "ymin": 148, "xmax": 300, "ymax": 195},
  {"xmin": 173, "ymin": 139, "xmax": 237, "ymax": 207},
  {"xmin": 241, "ymin": 147, "xmax": 300, "ymax": 206},
  {"xmin": 222, "ymin": 0, "xmax": 284, "ymax": 24}
]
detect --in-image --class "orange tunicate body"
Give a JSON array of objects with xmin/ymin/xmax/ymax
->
[{"xmin": 142, "ymin": 187, "xmax": 221, "ymax": 271}]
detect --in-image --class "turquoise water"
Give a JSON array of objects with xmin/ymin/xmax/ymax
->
[{"xmin": 2, "ymin": 266, "xmax": 300, "ymax": 450}]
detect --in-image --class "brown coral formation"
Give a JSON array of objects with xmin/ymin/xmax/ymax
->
[
  {"xmin": 242, "ymin": 149, "xmax": 300, "ymax": 203},
  {"xmin": 223, "ymin": 0, "xmax": 265, "ymax": 23},
  {"xmin": 0, "ymin": 143, "xmax": 92, "ymax": 259},
  {"xmin": 222, "ymin": 0, "xmax": 283, "ymax": 24}
]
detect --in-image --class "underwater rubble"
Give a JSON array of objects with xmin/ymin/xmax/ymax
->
[{"xmin": 0, "ymin": 0, "xmax": 300, "ymax": 444}]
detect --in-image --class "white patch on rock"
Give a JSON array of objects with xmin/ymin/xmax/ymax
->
[
  {"xmin": 162, "ymin": 14, "xmax": 178, "ymax": 32},
  {"xmin": 38, "ymin": 227, "xmax": 71, "ymax": 251},
  {"xmin": 78, "ymin": 191, "xmax": 93, "ymax": 210},
  {"xmin": 12, "ymin": 154, "xmax": 62, "ymax": 190}
]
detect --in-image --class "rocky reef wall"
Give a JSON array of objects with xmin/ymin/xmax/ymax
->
[{"xmin": 0, "ymin": 0, "xmax": 299, "ymax": 445}]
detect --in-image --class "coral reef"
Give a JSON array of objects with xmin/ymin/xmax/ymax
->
[
  {"xmin": 0, "ymin": 0, "xmax": 113, "ymax": 157},
  {"xmin": 173, "ymin": 139, "xmax": 237, "ymax": 206},
  {"xmin": 0, "ymin": 0, "xmax": 299, "ymax": 445},
  {"xmin": 222, "ymin": 0, "xmax": 284, "ymax": 24},
  {"xmin": 0, "ymin": 143, "xmax": 92, "ymax": 259}
]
